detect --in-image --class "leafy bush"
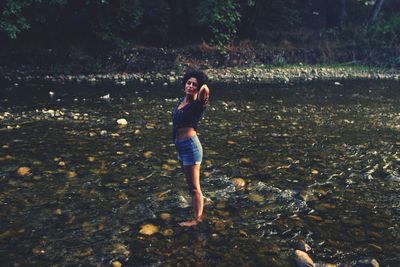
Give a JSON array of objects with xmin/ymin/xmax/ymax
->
[{"xmin": 197, "ymin": 0, "xmax": 241, "ymax": 46}]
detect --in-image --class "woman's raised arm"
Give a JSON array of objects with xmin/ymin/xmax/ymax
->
[{"xmin": 198, "ymin": 84, "xmax": 210, "ymax": 103}]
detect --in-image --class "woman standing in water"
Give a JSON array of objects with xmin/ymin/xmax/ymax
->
[{"xmin": 172, "ymin": 70, "xmax": 210, "ymax": 227}]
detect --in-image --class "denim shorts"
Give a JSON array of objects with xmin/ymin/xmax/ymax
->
[{"xmin": 175, "ymin": 135, "xmax": 203, "ymax": 166}]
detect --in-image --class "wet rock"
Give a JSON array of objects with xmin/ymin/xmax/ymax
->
[
  {"xmin": 17, "ymin": 166, "xmax": 31, "ymax": 176},
  {"xmin": 162, "ymin": 229, "xmax": 174, "ymax": 237},
  {"xmin": 139, "ymin": 224, "xmax": 159, "ymax": 235},
  {"xmin": 231, "ymin": 177, "xmax": 246, "ymax": 188},
  {"xmin": 112, "ymin": 261, "xmax": 122, "ymax": 267},
  {"xmin": 355, "ymin": 259, "xmax": 379, "ymax": 267},
  {"xmin": 296, "ymin": 240, "xmax": 312, "ymax": 252},
  {"xmin": 143, "ymin": 151, "xmax": 153, "ymax": 159},
  {"xmin": 293, "ymin": 250, "xmax": 315, "ymax": 267},
  {"xmin": 117, "ymin": 118, "xmax": 128, "ymax": 125}
]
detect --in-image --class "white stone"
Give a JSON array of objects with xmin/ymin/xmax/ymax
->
[{"xmin": 117, "ymin": 118, "xmax": 128, "ymax": 125}]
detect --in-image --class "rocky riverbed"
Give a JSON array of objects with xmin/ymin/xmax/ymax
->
[{"xmin": 3, "ymin": 65, "xmax": 400, "ymax": 86}]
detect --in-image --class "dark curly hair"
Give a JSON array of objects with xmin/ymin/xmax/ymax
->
[{"xmin": 182, "ymin": 70, "xmax": 208, "ymax": 91}]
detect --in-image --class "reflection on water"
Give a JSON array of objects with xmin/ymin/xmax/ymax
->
[{"xmin": 0, "ymin": 80, "xmax": 399, "ymax": 266}]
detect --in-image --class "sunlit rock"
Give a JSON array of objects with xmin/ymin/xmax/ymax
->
[
  {"xmin": 240, "ymin": 157, "xmax": 252, "ymax": 164},
  {"xmin": 296, "ymin": 240, "xmax": 312, "ymax": 252},
  {"xmin": 162, "ymin": 229, "xmax": 174, "ymax": 237},
  {"xmin": 58, "ymin": 161, "xmax": 66, "ymax": 167},
  {"xmin": 139, "ymin": 224, "xmax": 159, "ymax": 235},
  {"xmin": 231, "ymin": 178, "xmax": 246, "ymax": 188},
  {"xmin": 117, "ymin": 118, "xmax": 128, "ymax": 125},
  {"xmin": 294, "ymin": 250, "xmax": 315, "ymax": 267},
  {"xmin": 162, "ymin": 164, "xmax": 175, "ymax": 171},
  {"xmin": 54, "ymin": 208, "xmax": 62, "ymax": 215},
  {"xmin": 118, "ymin": 193, "xmax": 128, "ymax": 201},
  {"xmin": 67, "ymin": 171, "xmax": 77, "ymax": 178},
  {"xmin": 17, "ymin": 167, "xmax": 31, "ymax": 176},
  {"xmin": 311, "ymin": 169, "xmax": 319, "ymax": 175},
  {"xmin": 143, "ymin": 151, "xmax": 153, "ymax": 159}
]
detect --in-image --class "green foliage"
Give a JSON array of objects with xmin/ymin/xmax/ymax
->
[
  {"xmin": 89, "ymin": 0, "xmax": 143, "ymax": 48},
  {"xmin": 197, "ymin": 0, "xmax": 241, "ymax": 46},
  {"xmin": 0, "ymin": 0, "xmax": 30, "ymax": 39},
  {"xmin": 363, "ymin": 12, "xmax": 400, "ymax": 49},
  {"xmin": 273, "ymin": 56, "xmax": 288, "ymax": 67}
]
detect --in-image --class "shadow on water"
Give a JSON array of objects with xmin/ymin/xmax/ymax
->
[{"xmin": 0, "ymin": 79, "xmax": 399, "ymax": 266}]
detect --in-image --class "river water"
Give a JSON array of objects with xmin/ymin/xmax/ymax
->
[{"xmin": 0, "ymin": 80, "xmax": 399, "ymax": 266}]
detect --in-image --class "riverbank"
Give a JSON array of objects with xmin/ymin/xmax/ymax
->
[
  {"xmin": 1, "ymin": 44, "xmax": 399, "ymax": 85},
  {"xmin": 5, "ymin": 64, "xmax": 400, "ymax": 85}
]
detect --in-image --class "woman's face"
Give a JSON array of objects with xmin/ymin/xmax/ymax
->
[{"xmin": 184, "ymin": 77, "xmax": 198, "ymax": 96}]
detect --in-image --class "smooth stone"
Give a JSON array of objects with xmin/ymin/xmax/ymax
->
[
  {"xmin": 293, "ymin": 250, "xmax": 315, "ymax": 267},
  {"xmin": 231, "ymin": 178, "xmax": 246, "ymax": 188},
  {"xmin": 139, "ymin": 224, "xmax": 159, "ymax": 235},
  {"xmin": 296, "ymin": 240, "xmax": 312, "ymax": 252},
  {"xmin": 162, "ymin": 229, "xmax": 174, "ymax": 237},
  {"xmin": 17, "ymin": 166, "xmax": 31, "ymax": 176},
  {"xmin": 117, "ymin": 118, "xmax": 128, "ymax": 125}
]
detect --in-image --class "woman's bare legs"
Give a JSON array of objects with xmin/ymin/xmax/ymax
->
[{"xmin": 179, "ymin": 163, "xmax": 203, "ymax": 227}]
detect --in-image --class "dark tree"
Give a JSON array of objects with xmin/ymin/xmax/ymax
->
[{"xmin": 368, "ymin": 0, "xmax": 385, "ymax": 26}]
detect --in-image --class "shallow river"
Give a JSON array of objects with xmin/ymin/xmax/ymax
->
[{"xmin": 0, "ymin": 80, "xmax": 399, "ymax": 266}]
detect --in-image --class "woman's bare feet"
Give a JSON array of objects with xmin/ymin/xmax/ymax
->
[{"xmin": 179, "ymin": 217, "xmax": 202, "ymax": 227}]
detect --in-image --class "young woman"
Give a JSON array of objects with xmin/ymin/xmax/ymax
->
[{"xmin": 172, "ymin": 70, "xmax": 210, "ymax": 227}]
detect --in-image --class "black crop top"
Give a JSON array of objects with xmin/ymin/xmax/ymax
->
[{"xmin": 172, "ymin": 97, "xmax": 207, "ymax": 140}]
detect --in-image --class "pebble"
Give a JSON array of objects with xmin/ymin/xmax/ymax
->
[
  {"xmin": 17, "ymin": 166, "xmax": 31, "ymax": 176},
  {"xmin": 117, "ymin": 118, "xmax": 128, "ymax": 125}
]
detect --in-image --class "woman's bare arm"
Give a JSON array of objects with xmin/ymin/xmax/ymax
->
[{"xmin": 198, "ymin": 84, "xmax": 210, "ymax": 104}]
